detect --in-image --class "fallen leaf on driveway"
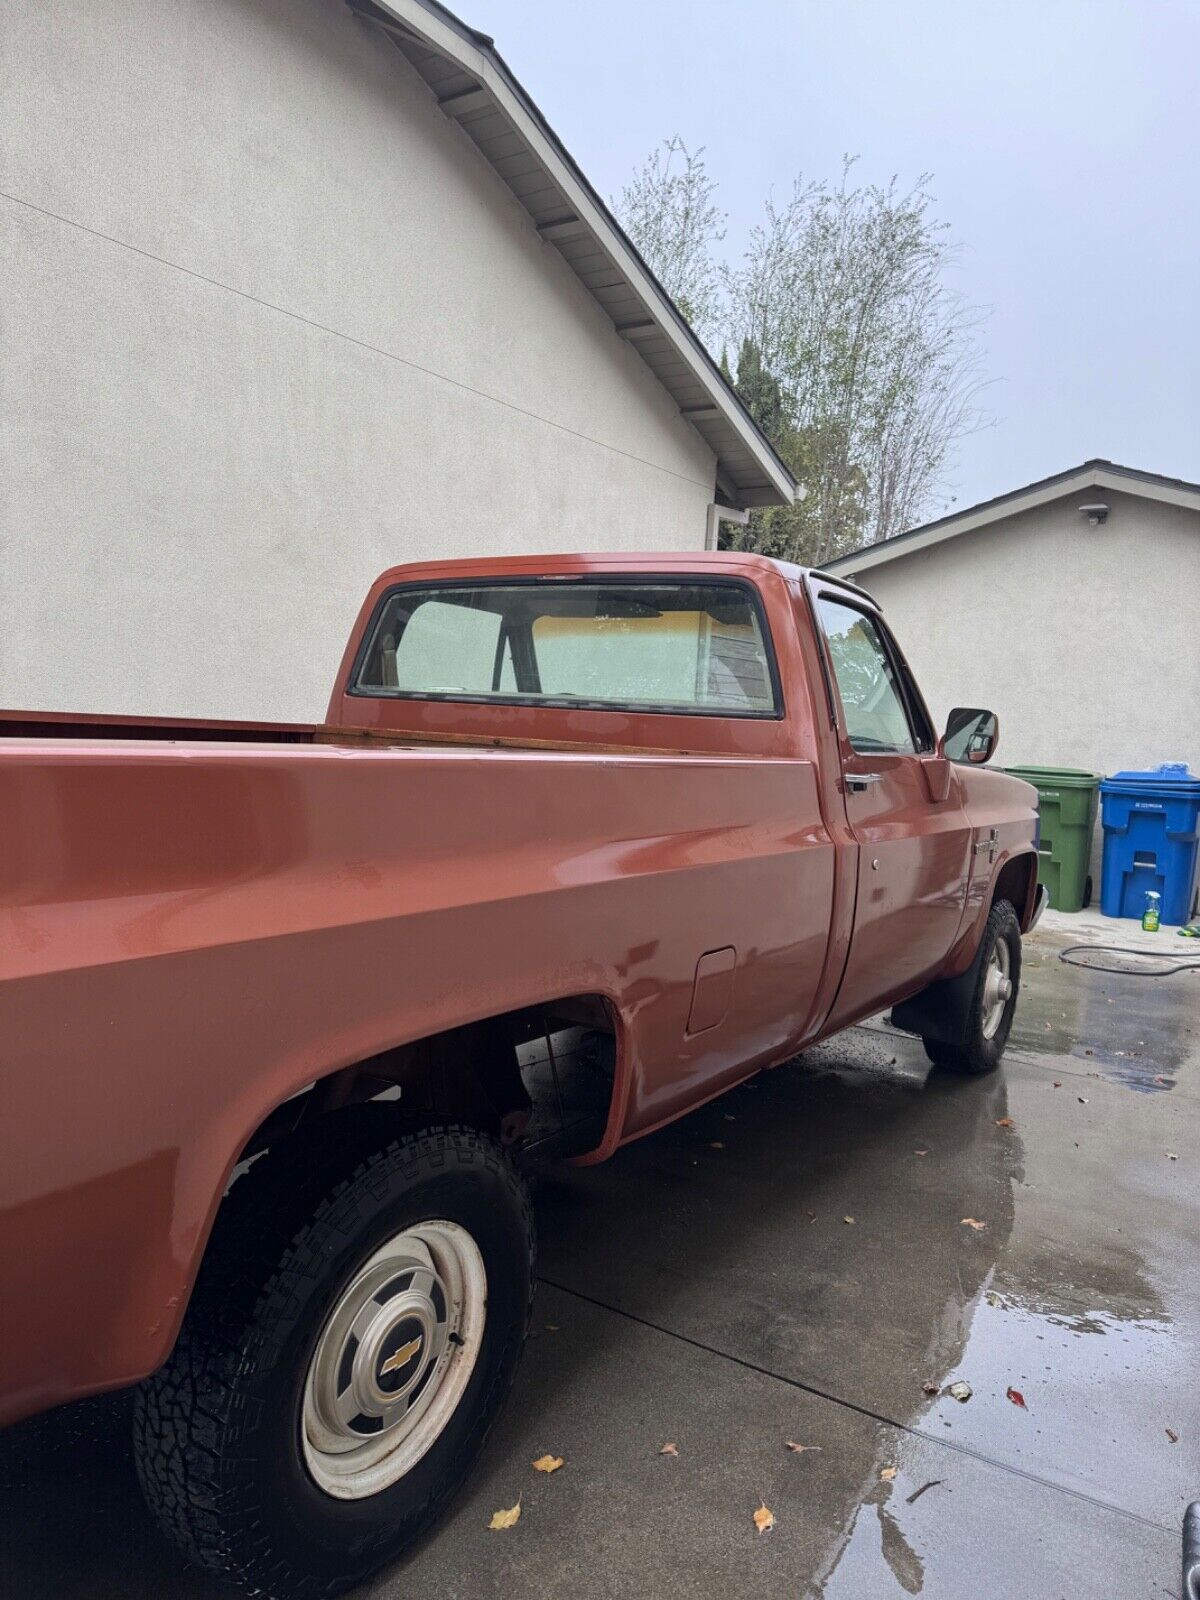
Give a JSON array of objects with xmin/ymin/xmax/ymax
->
[
  {"xmin": 1053, "ymin": 1081, "xmax": 1062, "ymax": 1088},
  {"xmin": 659, "ymin": 1442, "xmax": 678, "ymax": 1456},
  {"xmin": 922, "ymin": 1380, "xmax": 940, "ymax": 1395},
  {"xmin": 753, "ymin": 1502, "xmax": 775, "ymax": 1534},
  {"xmin": 843, "ymin": 1215, "xmax": 855, "ymax": 1224},
  {"xmin": 915, "ymin": 1148, "xmax": 929, "ymax": 1157},
  {"xmin": 532, "ymin": 1455, "xmax": 563, "ymax": 1474},
  {"xmin": 880, "ymin": 1466, "xmax": 897, "ymax": 1481},
  {"xmin": 1078, "ymin": 1096, "xmax": 1088, "ymax": 1104},
  {"xmin": 960, "ymin": 1218, "xmax": 987, "ymax": 1230},
  {"xmin": 709, "ymin": 1141, "xmax": 725, "ymax": 1150},
  {"xmin": 489, "ymin": 1499, "xmax": 521, "ymax": 1530},
  {"xmin": 1006, "ymin": 1386, "xmax": 1027, "ymax": 1410},
  {"xmin": 785, "ymin": 1441, "xmax": 822, "ymax": 1453},
  {"xmin": 1166, "ymin": 1428, "xmax": 1179, "ymax": 1444},
  {"xmin": 947, "ymin": 1381, "xmax": 972, "ymax": 1402},
  {"xmin": 994, "ymin": 1116, "xmax": 1015, "ymax": 1129},
  {"xmin": 1166, "ymin": 1152, "xmax": 1179, "ymax": 1161}
]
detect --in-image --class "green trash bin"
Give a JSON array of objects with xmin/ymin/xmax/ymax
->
[{"xmin": 1003, "ymin": 765, "xmax": 1101, "ymax": 913}]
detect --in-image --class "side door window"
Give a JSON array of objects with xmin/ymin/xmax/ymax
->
[
  {"xmin": 814, "ymin": 594, "xmax": 965, "ymax": 1028},
  {"xmin": 815, "ymin": 597, "xmax": 926, "ymax": 755}
]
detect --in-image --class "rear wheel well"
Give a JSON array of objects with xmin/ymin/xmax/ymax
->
[{"xmin": 232, "ymin": 994, "xmax": 619, "ymax": 1171}]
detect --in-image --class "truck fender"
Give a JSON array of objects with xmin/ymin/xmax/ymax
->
[
  {"xmin": 891, "ymin": 849, "xmax": 1037, "ymax": 1041},
  {"xmin": 940, "ymin": 847, "xmax": 1039, "ymax": 979}
]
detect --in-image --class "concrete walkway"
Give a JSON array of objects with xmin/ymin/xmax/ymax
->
[
  {"xmin": 2, "ymin": 916, "xmax": 1196, "ymax": 1597},
  {"xmin": 1040, "ymin": 902, "xmax": 1197, "ymax": 946}
]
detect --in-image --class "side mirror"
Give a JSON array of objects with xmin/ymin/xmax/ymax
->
[{"xmin": 942, "ymin": 707, "xmax": 999, "ymax": 764}]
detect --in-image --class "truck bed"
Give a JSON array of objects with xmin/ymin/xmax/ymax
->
[
  {"xmin": 0, "ymin": 710, "xmax": 702, "ymax": 760},
  {"xmin": 0, "ymin": 730, "xmax": 835, "ymax": 1423},
  {"xmin": 0, "ymin": 708, "xmax": 316, "ymax": 743}
]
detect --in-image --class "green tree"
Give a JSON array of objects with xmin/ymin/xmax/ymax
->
[
  {"xmin": 613, "ymin": 138, "xmax": 726, "ymax": 341},
  {"xmin": 724, "ymin": 161, "xmax": 987, "ymax": 560},
  {"xmin": 620, "ymin": 144, "xmax": 989, "ymax": 563},
  {"xmin": 718, "ymin": 340, "xmax": 868, "ymax": 565}
]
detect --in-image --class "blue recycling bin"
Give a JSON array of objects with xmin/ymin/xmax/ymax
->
[{"xmin": 1099, "ymin": 764, "xmax": 1200, "ymax": 925}]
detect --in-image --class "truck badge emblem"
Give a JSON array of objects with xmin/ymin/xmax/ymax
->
[{"xmin": 380, "ymin": 1336, "xmax": 423, "ymax": 1376}]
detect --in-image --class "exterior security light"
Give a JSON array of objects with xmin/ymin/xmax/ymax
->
[{"xmin": 1079, "ymin": 502, "xmax": 1109, "ymax": 526}]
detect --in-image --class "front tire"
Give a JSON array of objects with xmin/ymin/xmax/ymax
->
[
  {"xmin": 923, "ymin": 898, "xmax": 1021, "ymax": 1075},
  {"xmin": 133, "ymin": 1115, "xmax": 534, "ymax": 1599}
]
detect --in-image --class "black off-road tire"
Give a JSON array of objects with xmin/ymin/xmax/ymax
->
[
  {"xmin": 923, "ymin": 898, "xmax": 1022, "ymax": 1076},
  {"xmin": 133, "ymin": 1111, "xmax": 534, "ymax": 1599}
]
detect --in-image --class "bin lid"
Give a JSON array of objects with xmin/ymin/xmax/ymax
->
[
  {"xmin": 1101, "ymin": 762, "xmax": 1200, "ymax": 796},
  {"xmin": 1003, "ymin": 765, "xmax": 1101, "ymax": 789}
]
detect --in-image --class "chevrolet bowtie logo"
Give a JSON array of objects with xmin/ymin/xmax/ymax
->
[{"xmin": 380, "ymin": 1336, "xmax": 423, "ymax": 1377}]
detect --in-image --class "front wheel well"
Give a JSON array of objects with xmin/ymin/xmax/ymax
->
[{"xmin": 992, "ymin": 852, "xmax": 1037, "ymax": 930}]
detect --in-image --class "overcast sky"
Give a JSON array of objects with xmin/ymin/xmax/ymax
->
[{"xmin": 473, "ymin": 0, "xmax": 1200, "ymax": 515}]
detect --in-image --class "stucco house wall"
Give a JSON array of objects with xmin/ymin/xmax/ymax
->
[
  {"xmin": 844, "ymin": 488, "xmax": 1198, "ymax": 781},
  {"xmin": 0, "ymin": 0, "xmax": 720, "ymax": 721}
]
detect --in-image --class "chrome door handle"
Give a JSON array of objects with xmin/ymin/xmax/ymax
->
[{"xmin": 846, "ymin": 772, "xmax": 883, "ymax": 792}]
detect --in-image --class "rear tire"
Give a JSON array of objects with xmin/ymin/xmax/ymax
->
[
  {"xmin": 922, "ymin": 899, "xmax": 1021, "ymax": 1076},
  {"xmin": 133, "ymin": 1114, "xmax": 534, "ymax": 1599}
]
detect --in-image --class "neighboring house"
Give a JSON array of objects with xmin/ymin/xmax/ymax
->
[
  {"xmin": 826, "ymin": 460, "xmax": 1200, "ymax": 813},
  {"xmin": 0, "ymin": 0, "xmax": 792, "ymax": 722}
]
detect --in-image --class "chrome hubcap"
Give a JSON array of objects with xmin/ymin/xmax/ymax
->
[
  {"xmin": 302, "ymin": 1221, "xmax": 486, "ymax": 1499},
  {"xmin": 981, "ymin": 937, "xmax": 1014, "ymax": 1040}
]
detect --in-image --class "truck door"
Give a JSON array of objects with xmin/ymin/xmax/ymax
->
[{"xmin": 812, "ymin": 588, "xmax": 972, "ymax": 1029}]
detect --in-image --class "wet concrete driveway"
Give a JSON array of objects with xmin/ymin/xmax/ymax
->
[{"xmin": 2, "ymin": 918, "xmax": 1197, "ymax": 1598}]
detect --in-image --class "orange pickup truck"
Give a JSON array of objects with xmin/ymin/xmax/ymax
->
[{"xmin": 0, "ymin": 550, "xmax": 1042, "ymax": 1596}]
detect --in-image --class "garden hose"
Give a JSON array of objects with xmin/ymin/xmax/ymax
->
[{"xmin": 1058, "ymin": 944, "xmax": 1200, "ymax": 978}]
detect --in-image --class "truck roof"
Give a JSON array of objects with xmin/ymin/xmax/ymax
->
[{"xmin": 365, "ymin": 549, "xmax": 876, "ymax": 605}]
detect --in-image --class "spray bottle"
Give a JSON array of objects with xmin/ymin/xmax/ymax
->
[{"xmin": 1142, "ymin": 890, "xmax": 1161, "ymax": 933}]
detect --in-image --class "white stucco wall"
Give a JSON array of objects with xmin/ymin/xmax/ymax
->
[
  {"xmin": 0, "ymin": 0, "xmax": 718, "ymax": 721},
  {"xmin": 846, "ymin": 488, "xmax": 1199, "ymax": 777},
  {"xmin": 842, "ymin": 488, "xmax": 1200, "ymax": 877}
]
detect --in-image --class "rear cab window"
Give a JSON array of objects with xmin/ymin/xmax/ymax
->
[{"xmin": 354, "ymin": 579, "xmax": 782, "ymax": 718}]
